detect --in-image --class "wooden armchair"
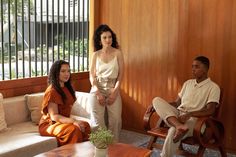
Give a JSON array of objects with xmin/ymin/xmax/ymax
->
[{"xmin": 143, "ymin": 92, "xmax": 227, "ymax": 157}]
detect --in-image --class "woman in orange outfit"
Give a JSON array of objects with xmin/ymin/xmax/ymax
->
[{"xmin": 39, "ymin": 60, "xmax": 91, "ymax": 146}]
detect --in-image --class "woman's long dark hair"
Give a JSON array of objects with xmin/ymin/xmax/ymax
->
[
  {"xmin": 48, "ymin": 60, "xmax": 75, "ymax": 102},
  {"xmin": 93, "ymin": 24, "xmax": 119, "ymax": 51}
]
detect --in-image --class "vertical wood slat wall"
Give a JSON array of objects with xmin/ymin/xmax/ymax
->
[{"xmin": 97, "ymin": 0, "xmax": 236, "ymax": 152}]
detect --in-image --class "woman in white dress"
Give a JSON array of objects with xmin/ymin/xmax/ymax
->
[{"xmin": 89, "ymin": 24, "xmax": 124, "ymax": 142}]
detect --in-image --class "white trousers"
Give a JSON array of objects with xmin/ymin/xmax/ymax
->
[
  {"xmin": 89, "ymin": 93, "xmax": 122, "ymax": 142},
  {"xmin": 152, "ymin": 97, "xmax": 197, "ymax": 157}
]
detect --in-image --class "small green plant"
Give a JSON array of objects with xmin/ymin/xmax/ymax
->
[{"xmin": 89, "ymin": 127, "xmax": 114, "ymax": 149}]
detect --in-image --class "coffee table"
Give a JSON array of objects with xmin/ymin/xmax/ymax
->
[{"xmin": 35, "ymin": 141, "xmax": 152, "ymax": 157}]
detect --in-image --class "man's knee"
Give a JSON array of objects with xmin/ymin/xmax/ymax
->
[{"xmin": 152, "ymin": 97, "xmax": 167, "ymax": 109}]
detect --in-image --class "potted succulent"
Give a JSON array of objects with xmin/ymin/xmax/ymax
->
[{"xmin": 89, "ymin": 127, "xmax": 114, "ymax": 157}]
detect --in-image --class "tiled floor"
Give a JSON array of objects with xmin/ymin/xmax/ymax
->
[
  {"xmin": 119, "ymin": 129, "xmax": 236, "ymax": 157},
  {"xmin": 119, "ymin": 129, "xmax": 150, "ymax": 146}
]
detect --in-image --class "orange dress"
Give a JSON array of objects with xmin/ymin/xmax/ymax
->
[{"xmin": 38, "ymin": 85, "xmax": 91, "ymax": 146}]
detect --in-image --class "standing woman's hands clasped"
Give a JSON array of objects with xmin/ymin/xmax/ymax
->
[
  {"xmin": 107, "ymin": 88, "xmax": 118, "ymax": 105},
  {"xmin": 96, "ymin": 90, "xmax": 106, "ymax": 106},
  {"xmin": 95, "ymin": 88, "xmax": 118, "ymax": 106}
]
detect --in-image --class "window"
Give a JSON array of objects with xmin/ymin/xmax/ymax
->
[{"xmin": 0, "ymin": 0, "xmax": 89, "ymax": 80}]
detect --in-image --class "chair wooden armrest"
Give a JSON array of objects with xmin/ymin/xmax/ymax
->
[
  {"xmin": 191, "ymin": 116, "xmax": 225, "ymax": 149},
  {"xmin": 143, "ymin": 105, "xmax": 155, "ymax": 131},
  {"xmin": 192, "ymin": 116, "xmax": 209, "ymax": 140}
]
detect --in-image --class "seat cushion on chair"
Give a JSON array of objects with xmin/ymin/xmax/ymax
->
[{"xmin": 147, "ymin": 127, "xmax": 168, "ymax": 138}]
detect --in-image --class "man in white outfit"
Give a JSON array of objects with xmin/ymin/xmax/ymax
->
[{"xmin": 152, "ymin": 56, "xmax": 220, "ymax": 157}]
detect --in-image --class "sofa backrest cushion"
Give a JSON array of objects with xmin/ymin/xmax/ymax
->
[
  {"xmin": 24, "ymin": 91, "xmax": 93, "ymax": 124},
  {"xmin": 0, "ymin": 93, "xmax": 7, "ymax": 131},
  {"xmin": 3, "ymin": 95, "xmax": 30, "ymax": 126},
  {"xmin": 2, "ymin": 91, "xmax": 92, "ymax": 126},
  {"xmin": 25, "ymin": 92, "xmax": 91, "ymax": 121},
  {"xmin": 71, "ymin": 92, "xmax": 93, "ymax": 119},
  {"xmin": 25, "ymin": 93, "xmax": 44, "ymax": 124}
]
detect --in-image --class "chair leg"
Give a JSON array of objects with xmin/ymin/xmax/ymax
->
[
  {"xmin": 219, "ymin": 146, "xmax": 227, "ymax": 157},
  {"xmin": 179, "ymin": 142, "xmax": 184, "ymax": 150},
  {"xmin": 196, "ymin": 145, "xmax": 205, "ymax": 157},
  {"xmin": 147, "ymin": 136, "xmax": 157, "ymax": 149}
]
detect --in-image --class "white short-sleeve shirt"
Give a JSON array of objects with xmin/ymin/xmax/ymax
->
[{"xmin": 177, "ymin": 78, "xmax": 220, "ymax": 112}]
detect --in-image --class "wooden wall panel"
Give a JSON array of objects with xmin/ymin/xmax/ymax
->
[
  {"xmin": 0, "ymin": 72, "xmax": 91, "ymax": 98},
  {"xmin": 98, "ymin": 0, "xmax": 236, "ymax": 152}
]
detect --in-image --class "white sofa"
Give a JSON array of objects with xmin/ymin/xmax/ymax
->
[{"xmin": 0, "ymin": 91, "xmax": 94, "ymax": 157}]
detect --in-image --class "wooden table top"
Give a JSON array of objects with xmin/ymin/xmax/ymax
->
[{"xmin": 35, "ymin": 141, "xmax": 152, "ymax": 157}]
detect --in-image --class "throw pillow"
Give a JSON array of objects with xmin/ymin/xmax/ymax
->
[
  {"xmin": 71, "ymin": 92, "xmax": 92, "ymax": 119},
  {"xmin": 25, "ymin": 93, "xmax": 44, "ymax": 124},
  {"xmin": 0, "ymin": 93, "xmax": 7, "ymax": 132}
]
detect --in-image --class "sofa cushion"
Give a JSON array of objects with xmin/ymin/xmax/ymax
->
[
  {"xmin": 3, "ymin": 95, "xmax": 30, "ymax": 126},
  {"xmin": 71, "ymin": 92, "xmax": 93, "ymax": 119},
  {"xmin": 25, "ymin": 93, "xmax": 44, "ymax": 124},
  {"xmin": 0, "ymin": 122, "xmax": 57, "ymax": 157},
  {"xmin": 25, "ymin": 92, "xmax": 93, "ymax": 124},
  {"xmin": 0, "ymin": 93, "xmax": 7, "ymax": 132}
]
